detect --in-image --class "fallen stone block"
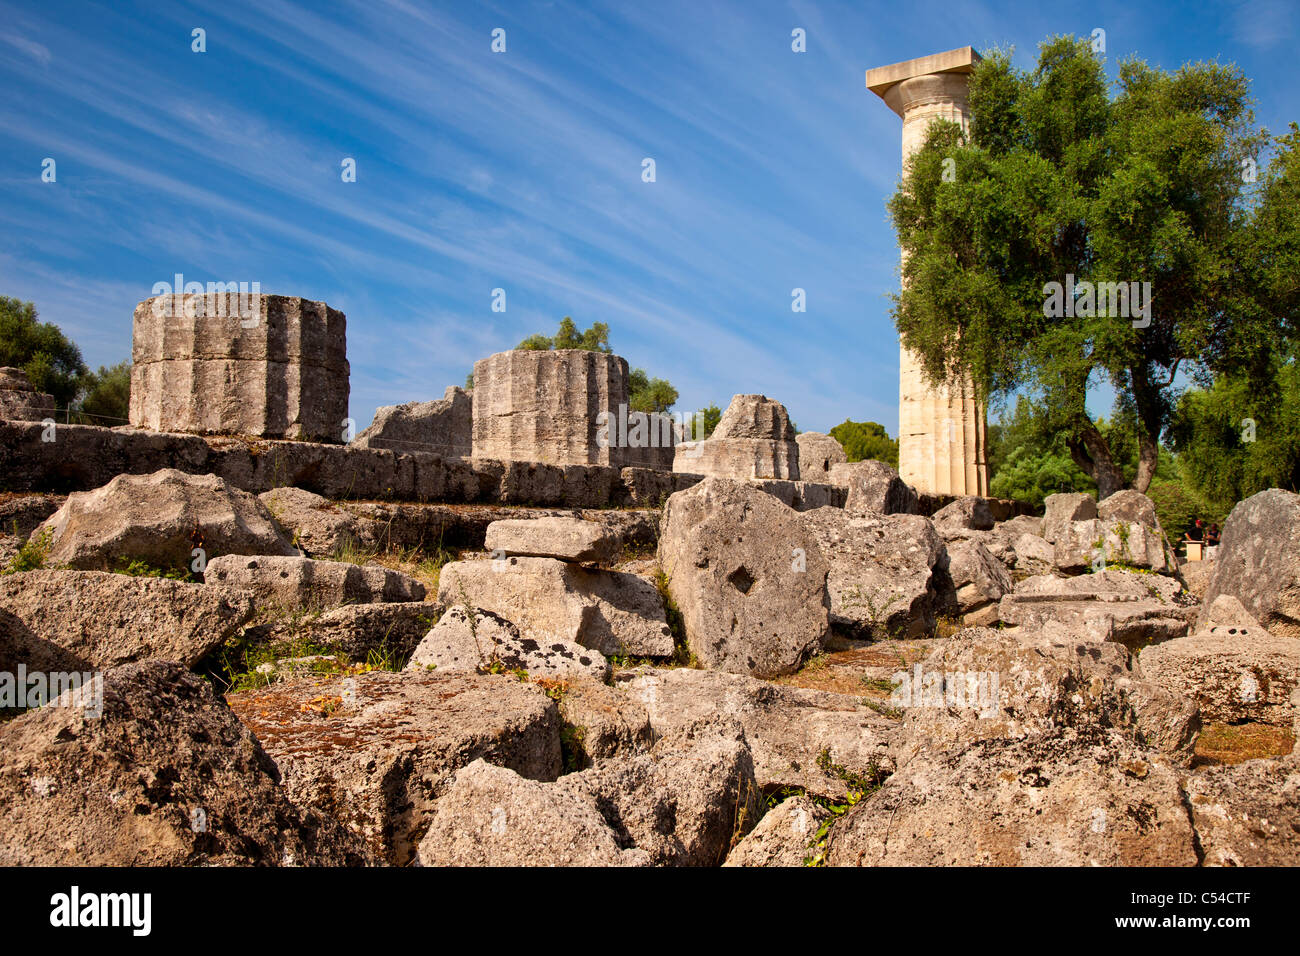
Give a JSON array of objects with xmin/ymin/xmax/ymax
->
[
  {"xmin": 205, "ymin": 554, "xmax": 425, "ymax": 611},
  {"xmin": 484, "ymin": 516, "xmax": 620, "ymax": 564},
  {"xmin": 1200, "ymin": 488, "xmax": 1300, "ymax": 639}
]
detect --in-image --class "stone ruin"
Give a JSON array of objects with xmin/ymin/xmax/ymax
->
[
  {"xmin": 795, "ymin": 431, "xmax": 848, "ymax": 477},
  {"xmin": 351, "ymin": 385, "xmax": 472, "ymax": 456},
  {"xmin": 470, "ymin": 348, "xmax": 676, "ymax": 468},
  {"xmin": 0, "ymin": 367, "xmax": 55, "ymax": 422},
  {"xmin": 674, "ymin": 394, "xmax": 799, "ymax": 480},
  {"xmin": 129, "ymin": 293, "xmax": 349, "ymax": 442}
]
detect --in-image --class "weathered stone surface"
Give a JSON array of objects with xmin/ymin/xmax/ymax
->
[
  {"xmin": 1201, "ymin": 594, "xmax": 1260, "ymax": 629},
  {"xmin": 832, "ymin": 459, "xmax": 920, "ymax": 515},
  {"xmin": 36, "ymin": 468, "xmax": 297, "ymax": 571},
  {"xmin": 658, "ymin": 478, "xmax": 829, "ymax": 676},
  {"xmin": 1043, "ymin": 492, "xmax": 1097, "ymax": 545},
  {"xmin": 0, "ymin": 367, "xmax": 55, "ymax": 422},
  {"xmin": 414, "ymin": 759, "xmax": 651, "ymax": 867},
  {"xmin": 0, "ymin": 493, "xmax": 62, "ymax": 539},
  {"xmin": 800, "ymin": 507, "xmax": 942, "ymax": 639},
  {"xmin": 931, "ymin": 495, "xmax": 995, "ymax": 538},
  {"xmin": 416, "ymin": 716, "xmax": 758, "ymax": 867},
  {"xmin": 259, "ymin": 486, "xmax": 361, "ymax": 557},
  {"xmin": 437, "ymin": 556, "xmax": 672, "ymax": 658},
  {"xmin": 205, "ymin": 554, "xmax": 424, "ymax": 611},
  {"xmin": 1180, "ymin": 558, "xmax": 1215, "ymax": 600},
  {"xmin": 241, "ymin": 601, "xmax": 443, "ymax": 665},
  {"xmin": 1053, "ymin": 518, "xmax": 1171, "ymax": 573},
  {"xmin": 484, "ymin": 516, "xmax": 620, "ymax": 564},
  {"xmin": 673, "ymin": 394, "xmax": 799, "ymax": 480},
  {"xmin": 893, "ymin": 627, "xmax": 1200, "ymax": 763},
  {"xmin": 471, "ymin": 349, "xmax": 629, "ymax": 466},
  {"xmin": 724, "ymin": 794, "xmax": 830, "ymax": 867},
  {"xmin": 938, "ymin": 539, "xmax": 1012, "ymax": 626},
  {"xmin": 130, "ymin": 294, "xmax": 349, "ymax": 441},
  {"xmin": 0, "ymin": 607, "xmax": 89, "ymax": 677},
  {"xmin": 1138, "ymin": 625, "xmax": 1300, "ymax": 728},
  {"xmin": 1098, "ymin": 489, "xmax": 1160, "ymax": 529},
  {"xmin": 0, "ymin": 660, "xmax": 372, "ymax": 865},
  {"xmin": 999, "ymin": 571, "xmax": 1193, "ymax": 650},
  {"xmin": 352, "ymin": 385, "xmax": 472, "ymax": 457},
  {"xmin": 405, "ymin": 605, "xmax": 609, "ymax": 681},
  {"xmin": 0, "ymin": 570, "xmax": 253, "ymax": 669},
  {"xmin": 617, "ymin": 667, "xmax": 896, "ymax": 799},
  {"xmin": 795, "ymin": 432, "xmax": 847, "ymax": 477},
  {"xmin": 1012, "ymin": 532, "xmax": 1055, "ymax": 575},
  {"xmin": 619, "ymin": 411, "xmax": 679, "ymax": 471},
  {"xmin": 555, "ymin": 678, "xmax": 652, "ymax": 768},
  {"xmin": 826, "ymin": 729, "xmax": 1198, "ymax": 866},
  {"xmin": 1200, "ymin": 489, "xmax": 1300, "ymax": 639},
  {"xmin": 226, "ymin": 670, "xmax": 562, "ymax": 865},
  {"xmin": 1185, "ymin": 755, "xmax": 1300, "ymax": 866}
]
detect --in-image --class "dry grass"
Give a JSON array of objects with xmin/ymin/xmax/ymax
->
[{"xmin": 776, "ymin": 636, "xmax": 938, "ymax": 699}]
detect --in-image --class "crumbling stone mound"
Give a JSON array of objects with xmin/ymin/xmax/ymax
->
[
  {"xmin": 825, "ymin": 728, "xmax": 1198, "ymax": 866},
  {"xmin": 999, "ymin": 570, "xmax": 1194, "ymax": 649},
  {"xmin": 1138, "ymin": 624, "xmax": 1300, "ymax": 728},
  {"xmin": 1053, "ymin": 518, "xmax": 1171, "ymax": 573},
  {"xmin": 129, "ymin": 293, "xmax": 349, "ymax": 441},
  {"xmin": 673, "ymin": 394, "xmax": 800, "ymax": 479},
  {"xmin": 472, "ymin": 349, "xmax": 629, "ymax": 466},
  {"xmin": 226, "ymin": 670, "xmax": 562, "ymax": 865},
  {"xmin": 204, "ymin": 554, "xmax": 425, "ymax": 611},
  {"xmin": 405, "ymin": 605, "xmax": 610, "ymax": 681},
  {"xmin": 437, "ymin": 556, "xmax": 673, "ymax": 658},
  {"xmin": 259, "ymin": 486, "xmax": 361, "ymax": 556},
  {"xmin": 1185, "ymin": 755, "xmax": 1300, "ymax": 866},
  {"xmin": 830, "ymin": 459, "xmax": 920, "ymax": 515},
  {"xmin": 352, "ymin": 385, "xmax": 472, "ymax": 456},
  {"xmin": 0, "ymin": 569, "xmax": 253, "ymax": 668},
  {"xmin": 658, "ymin": 478, "xmax": 829, "ymax": 676},
  {"xmin": 0, "ymin": 660, "xmax": 372, "ymax": 865},
  {"xmin": 1200, "ymin": 488, "xmax": 1300, "ymax": 639},
  {"xmin": 415, "ymin": 716, "xmax": 760, "ymax": 867},
  {"xmin": 616, "ymin": 667, "xmax": 896, "ymax": 799},
  {"xmin": 795, "ymin": 432, "xmax": 847, "ymax": 476},
  {"xmin": 930, "ymin": 495, "xmax": 995, "ymax": 538},
  {"xmin": 724, "ymin": 794, "xmax": 830, "ymax": 867},
  {"xmin": 0, "ymin": 367, "xmax": 55, "ymax": 422},
  {"xmin": 800, "ymin": 507, "xmax": 942, "ymax": 639},
  {"xmin": 1098, "ymin": 489, "xmax": 1160, "ymax": 529},
  {"xmin": 35, "ymin": 468, "xmax": 297, "ymax": 571},
  {"xmin": 484, "ymin": 516, "xmax": 620, "ymax": 564}
]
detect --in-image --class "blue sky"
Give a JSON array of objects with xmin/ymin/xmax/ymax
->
[{"xmin": 2, "ymin": 0, "xmax": 1296, "ymax": 434}]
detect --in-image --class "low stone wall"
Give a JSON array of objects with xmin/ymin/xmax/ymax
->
[{"xmin": 0, "ymin": 421, "xmax": 844, "ymax": 511}]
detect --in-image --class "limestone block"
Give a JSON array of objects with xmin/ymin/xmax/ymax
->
[
  {"xmin": 351, "ymin": 385, "xmax": 471, "ymax": 456},
  {"xmin": 795, "ymin": 432, "xmax": 847, "ymax": 477},
  {"xmin": 0, "ymin": 367, "xmax": 55, "ymax": 422},
  {"xmin": 129, "ymin": 294, "xmax": 349, "ymax": 441}
]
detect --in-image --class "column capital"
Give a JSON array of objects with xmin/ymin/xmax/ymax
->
[{"xmin": 865, "ymin": 46, "xmax": 981, "ymax": 118}]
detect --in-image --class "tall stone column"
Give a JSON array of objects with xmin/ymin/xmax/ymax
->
[{"xmin": 866, "ymin": 47, "xmax": 988, "ymax": 496}]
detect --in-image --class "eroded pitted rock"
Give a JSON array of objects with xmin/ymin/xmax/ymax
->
[
  {"xmin": 800, "ymin": 507, "xmax": 943, "ymax": 639},
  {"xmin": 226, "ymin": 670, "xmax": 562, "ymax": 865},
  {"xmin": 259, "ymin": 487, "xmax": 362, "ymax": 557},
  {"xmin": 1043, "ymin": 492, "xmax": 1097, "ymax": 545},
  {"xmin": 616, "ymin": 667, "xmax": 896, "ymax": 799},
  {"xmin": 437, "ymin": 556, "xmax": 672, "ymax": 658},
  {"xmin": 0, "ymin": 570, "xmax": 253, "ymax": 668},
  {"xmin": 205, "ymin": 554, "xmax": 425, "ymax": 611},
  {"xmin": 658, "ymin": 478, "xmax": 829, "ymax": 676},
  {"xmin": 937, "ymin": 539, "xmax": 1012, "ymax": 626},
  {"xmin": 930, "ymin": 495, "xmax": 995, "ymax": 539},
  {"xmin": 673, "ymin": 394, "xmax": 800, "ymax": 480},
  {"xmin": 416, "ymin": 716, "xmax": 759, "ymax": 867},
  {"xmin": 724, "ymin": 794, "xmax": 830, "ymax": 867},
  {"xmin": 1199, "ymin": 488, "xmax": 1300, "ymax": 639},
  {"xmin": 825, "ymin": 728, "xmax": 1198, "ymax": 867},
  {"xmin": 484, "ymin": 516, "xmax": 620, "ymax": 564},
  {"xmin": 35, "ymin": 468, "xmax": 297, "ymax": 571},
  {"xmin": 795, "ymin": 432, "xmax": 847, "ymax": 477},
  {"xmin": 0, "ymin": 661, "xmax": 372, "ymax": 865},
  {"xmin": 999, "ymin": 570, "xmax": 1193, "ymax": 649},
  {"xmin": 1185, "ymin": 755, "xmax": 1300, "ymax": 866},
  {"xmin": 893, "ymin": 627, "xmax": 1200, "ymax": 764},
  {"xmin": 405, "ymin": 605, "xmax": 610, "ymax": 682},
  {"xmin": 831, "ymin": 459, "xmax": 920, "ymax": 515},
  {"xmin": 129, "ymin": 293, "xmax": 349, "ymax": 441}
]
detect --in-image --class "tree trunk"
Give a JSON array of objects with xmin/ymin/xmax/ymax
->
[
  {"xmin": 1067, "ymin": 421, "xmax": 1126, "ymax": 500},
  {"xmin": 1133, "ymin": 431, "xmax": 1159, "ymax": 494}
]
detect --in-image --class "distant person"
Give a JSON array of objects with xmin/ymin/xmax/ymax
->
[{"xmin": 1184, "ymin": 518, "xmax": 1203, "ymax": 542}]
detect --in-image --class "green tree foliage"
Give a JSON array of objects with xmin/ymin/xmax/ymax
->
[
  {"xmin": 76, "ymin": 361, "xmax": 131, "ymax": 424},
  {"xmin": 0, "ymin": 297, "xmax": 87, "ymax": 409},
  {"xmin": 889, "ymin": 37, "xmax": 1272, "ymax": 497},
  {"xmin": 828, "ymin": 420, "xmax": 899, "ymax": 468},
  {"xmin": 697, "ymin": 403, "xmax": 722, "ymax": 439},
  {"xmin": 517, "ymin": 317, "xmax": 612, "ymax": 353},
  {"xmin": 628, "ymin": 368, "xmax": 678, "ymax": 414}
]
